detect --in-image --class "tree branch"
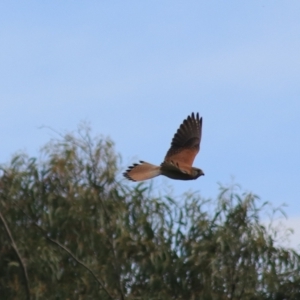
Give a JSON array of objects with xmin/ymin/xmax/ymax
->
[
  {"xmin": 34, "ymin": 224, "xmax": 115, "ymax": 300},
  {"xmin": 0, "ymin": 210, "xmax": 31, "ymax": 300},
  {"xmin": 14, "ymin": 204, "xmax": 115, "ymax": 300}
]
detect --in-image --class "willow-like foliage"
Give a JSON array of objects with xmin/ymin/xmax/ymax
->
[{"xmin": 0, "ymin": 126, "xmax": 299, "ymax": 299}]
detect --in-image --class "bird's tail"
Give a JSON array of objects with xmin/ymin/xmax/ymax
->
[{"xmin": 123, "ymin": 161, "xmax": 161, "ymax": 181}]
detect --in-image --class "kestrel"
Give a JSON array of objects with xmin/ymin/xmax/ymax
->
[{"xmin": 123, "ymin": 112, "xmax": 204, "ymax": 181}]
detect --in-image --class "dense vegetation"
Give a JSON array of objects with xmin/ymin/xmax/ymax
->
[{"xmin": 1, "ymin": 127, "xmax": 299, "ymax": 299}]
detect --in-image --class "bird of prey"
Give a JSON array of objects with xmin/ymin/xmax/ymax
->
[{"xmin": 123, "ymin": 112, "xmax": 204, "ymax": 181}]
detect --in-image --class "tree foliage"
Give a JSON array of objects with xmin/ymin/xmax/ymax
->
[{"xmin": 0, "ymin": 126, "xmax": 299, "ymax": 299}]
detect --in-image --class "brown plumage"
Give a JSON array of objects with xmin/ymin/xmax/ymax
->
[{"xmin": 123, "ymin": 112, "xmax": 204, "ymax": 181}]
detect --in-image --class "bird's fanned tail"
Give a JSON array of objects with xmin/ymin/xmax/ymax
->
[{"xmin": 123, "ymin": 161, "xmax": 161, "ymax": 182}]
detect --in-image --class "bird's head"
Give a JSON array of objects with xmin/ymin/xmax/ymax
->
[{"xmin": 191, "ymin": 167, "xmax": 205, "ymax": 179}]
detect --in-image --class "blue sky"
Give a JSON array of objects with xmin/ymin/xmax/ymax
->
[{"xmin": 1, "ymin": 1, "xmax": 300, "ymax": 246}]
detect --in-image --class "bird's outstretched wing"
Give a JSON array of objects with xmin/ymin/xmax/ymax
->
[{"xmin": 164, "ymin": 112, "xmax": 202, "ymax": 168}]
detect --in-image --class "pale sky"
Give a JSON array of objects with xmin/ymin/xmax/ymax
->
[{"xmin": 1, "ymin": 1, "xmax": 300, "ymax": 248}]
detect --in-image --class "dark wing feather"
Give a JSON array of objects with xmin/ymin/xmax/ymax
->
[{"xmin": 164, "ymin": 112, "xmax": 202, "ymax": 167}]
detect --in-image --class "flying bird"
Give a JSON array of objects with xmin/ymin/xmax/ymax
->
[{"xmin": 123, "ymin": 112, "xmax": 204, "ymax": 181}]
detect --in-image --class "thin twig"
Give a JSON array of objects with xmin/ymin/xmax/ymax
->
[{"xmin": 0, "ymin": 211, "xmax": 31, "ymax": 300}]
